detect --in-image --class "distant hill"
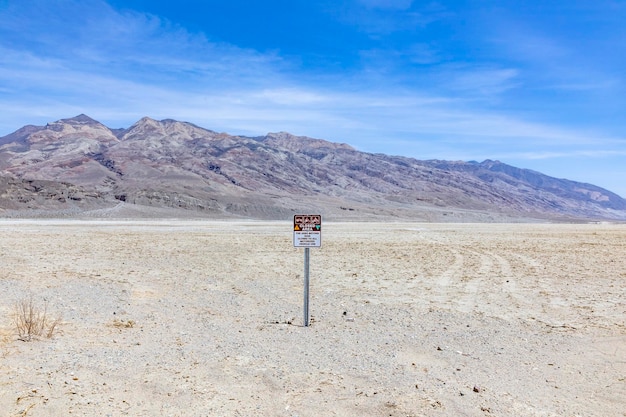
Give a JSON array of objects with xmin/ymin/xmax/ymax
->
[{"xmin": 1, "ymin": 114, "xmax": 624, "ymax": 221}]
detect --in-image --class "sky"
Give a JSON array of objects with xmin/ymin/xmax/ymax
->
[{"xmin": 1, "ymin": 0, "xmax": 625, "ymax": 197}]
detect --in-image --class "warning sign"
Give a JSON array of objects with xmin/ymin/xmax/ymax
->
[{"xmin": 293, "ymin": 214, "xmax": 321, "ymax": 247}]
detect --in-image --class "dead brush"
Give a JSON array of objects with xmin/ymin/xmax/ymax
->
[
  {"xmin": 13, "ymin": 296, "xmax": 61, "ymax": 342},
  {"xmin": 109, "ymin": 318, "xmax": 135, "ymax": 329}
]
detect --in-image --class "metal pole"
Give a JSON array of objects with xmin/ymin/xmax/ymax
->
[{"xmin": 303, "ymin": 247, "xmax": 310, "ymax": 327}]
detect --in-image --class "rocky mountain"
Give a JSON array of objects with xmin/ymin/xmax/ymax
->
[{"xmin": 0, "ymin": 114, "xmax": 624, "ymax": 221}]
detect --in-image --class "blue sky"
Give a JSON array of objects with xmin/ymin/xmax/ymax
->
[{"xmin": 1, "ymin": 0, "xmax": 625, "ymax": 197}]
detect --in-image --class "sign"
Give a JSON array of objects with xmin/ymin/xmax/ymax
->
[
  {"xmin": 293, "ymin": 214, "xmax": 321, "ymax": 248},
  {"xmin": 293, "ymin": 214, "xmax": 322, "ymax": 327}
]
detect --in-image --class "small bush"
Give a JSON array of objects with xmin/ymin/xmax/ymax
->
[
  {"xmin": 13, "ymin": 296, "xmax": 61, "ymax": 342},
  {"xmin": 109, "ymin": 318, "xmax": 135, "ymax": 328}
]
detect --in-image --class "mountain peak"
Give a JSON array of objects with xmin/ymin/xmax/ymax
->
[
  {"xmin": 60, "ymin": 114, "xmax": 100, "ymax": 125},
  {"xmin": 264, "ymin": 131, "xmax": 355, "ymax": 152},
  {"xmin": 41, "ymin": 114, "xmax": 112, "ymax": 136},
  {"xmin": 136, "ymin": 116, "xmax": 158, "ymax": 124},
  {"xmin": 118, "ymin": 117, "xmax": 217, "ymax": 142}
]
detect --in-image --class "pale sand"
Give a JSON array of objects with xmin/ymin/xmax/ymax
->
[{"xmin": 0, "ymin": 220, "xmax": 624, "ymax": 416}]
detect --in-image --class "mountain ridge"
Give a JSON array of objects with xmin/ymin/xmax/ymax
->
[{"xmin": 1, "ymin": 115, "xmax": 624, "ymax": 221}]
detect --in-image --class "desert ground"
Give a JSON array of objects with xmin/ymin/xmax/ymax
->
[{"xmin": 0, "ymin": 220, "xmax": 624, "ymax": 416}]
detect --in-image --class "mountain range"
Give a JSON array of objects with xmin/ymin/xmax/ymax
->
[{"xmin": 1, "ymin": 114, "xmax": 624, "ymax": 221}]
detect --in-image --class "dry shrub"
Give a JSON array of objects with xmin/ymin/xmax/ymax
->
[
  {"xmin": 13, "ymin": 296, "xmax": 61, "ymax": 342},
  {"xmin": 109, "ymin": 318, "xmax": 135, "ymax": 328}
]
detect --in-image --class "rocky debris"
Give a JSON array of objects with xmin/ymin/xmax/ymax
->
[{"xmin": 0, "ymin": 176, "xmax": 111, "ymax": 213}]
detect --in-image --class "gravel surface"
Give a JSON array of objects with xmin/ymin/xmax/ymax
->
[{"xmin": 1, "ymin": 220, "xmax": 625, "ymax": 416}]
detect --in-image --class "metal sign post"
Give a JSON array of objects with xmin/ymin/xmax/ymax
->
[
  {"xmin": 303, "ymin": 247, "xmax": 310, "ymax": 327},
  {"xmin": 293, "ymin": 214, "xmax": 321, "ymax": 327}
]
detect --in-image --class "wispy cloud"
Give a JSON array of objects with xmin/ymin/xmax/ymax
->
[
  {"xmin": 329, "ymin": 1, "xmax": 445, "ymax": 37},
  {"xmin": 439, "ymin": 66, "xmax": 521, "ymax": 96},
  {"xmin": 512, "ymin": 149, "xmax": 626, "ymax": 160}
]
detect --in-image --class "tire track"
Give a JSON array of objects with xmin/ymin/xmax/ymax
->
[{"xmin": 426, "ymin": 239, "xmax": 546, "ymax": 319}]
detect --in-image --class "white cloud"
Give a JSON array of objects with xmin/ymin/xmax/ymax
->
[
  {"xmin": 444, "ymin": 67, "xmax": 520, "ymax": 96},
  {"xmin": 251, "ymin": 89, "xmax": 330, "ymax": 106}
]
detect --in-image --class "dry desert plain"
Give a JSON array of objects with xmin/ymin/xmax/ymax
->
[{"xmin": 0, "ymin": 220, "xmax": 625, "ymax": 417}]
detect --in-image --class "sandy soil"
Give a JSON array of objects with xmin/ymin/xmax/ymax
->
[{"xmin": 0, "ymin": 220, "xmax": 624, "ymax": 417}]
